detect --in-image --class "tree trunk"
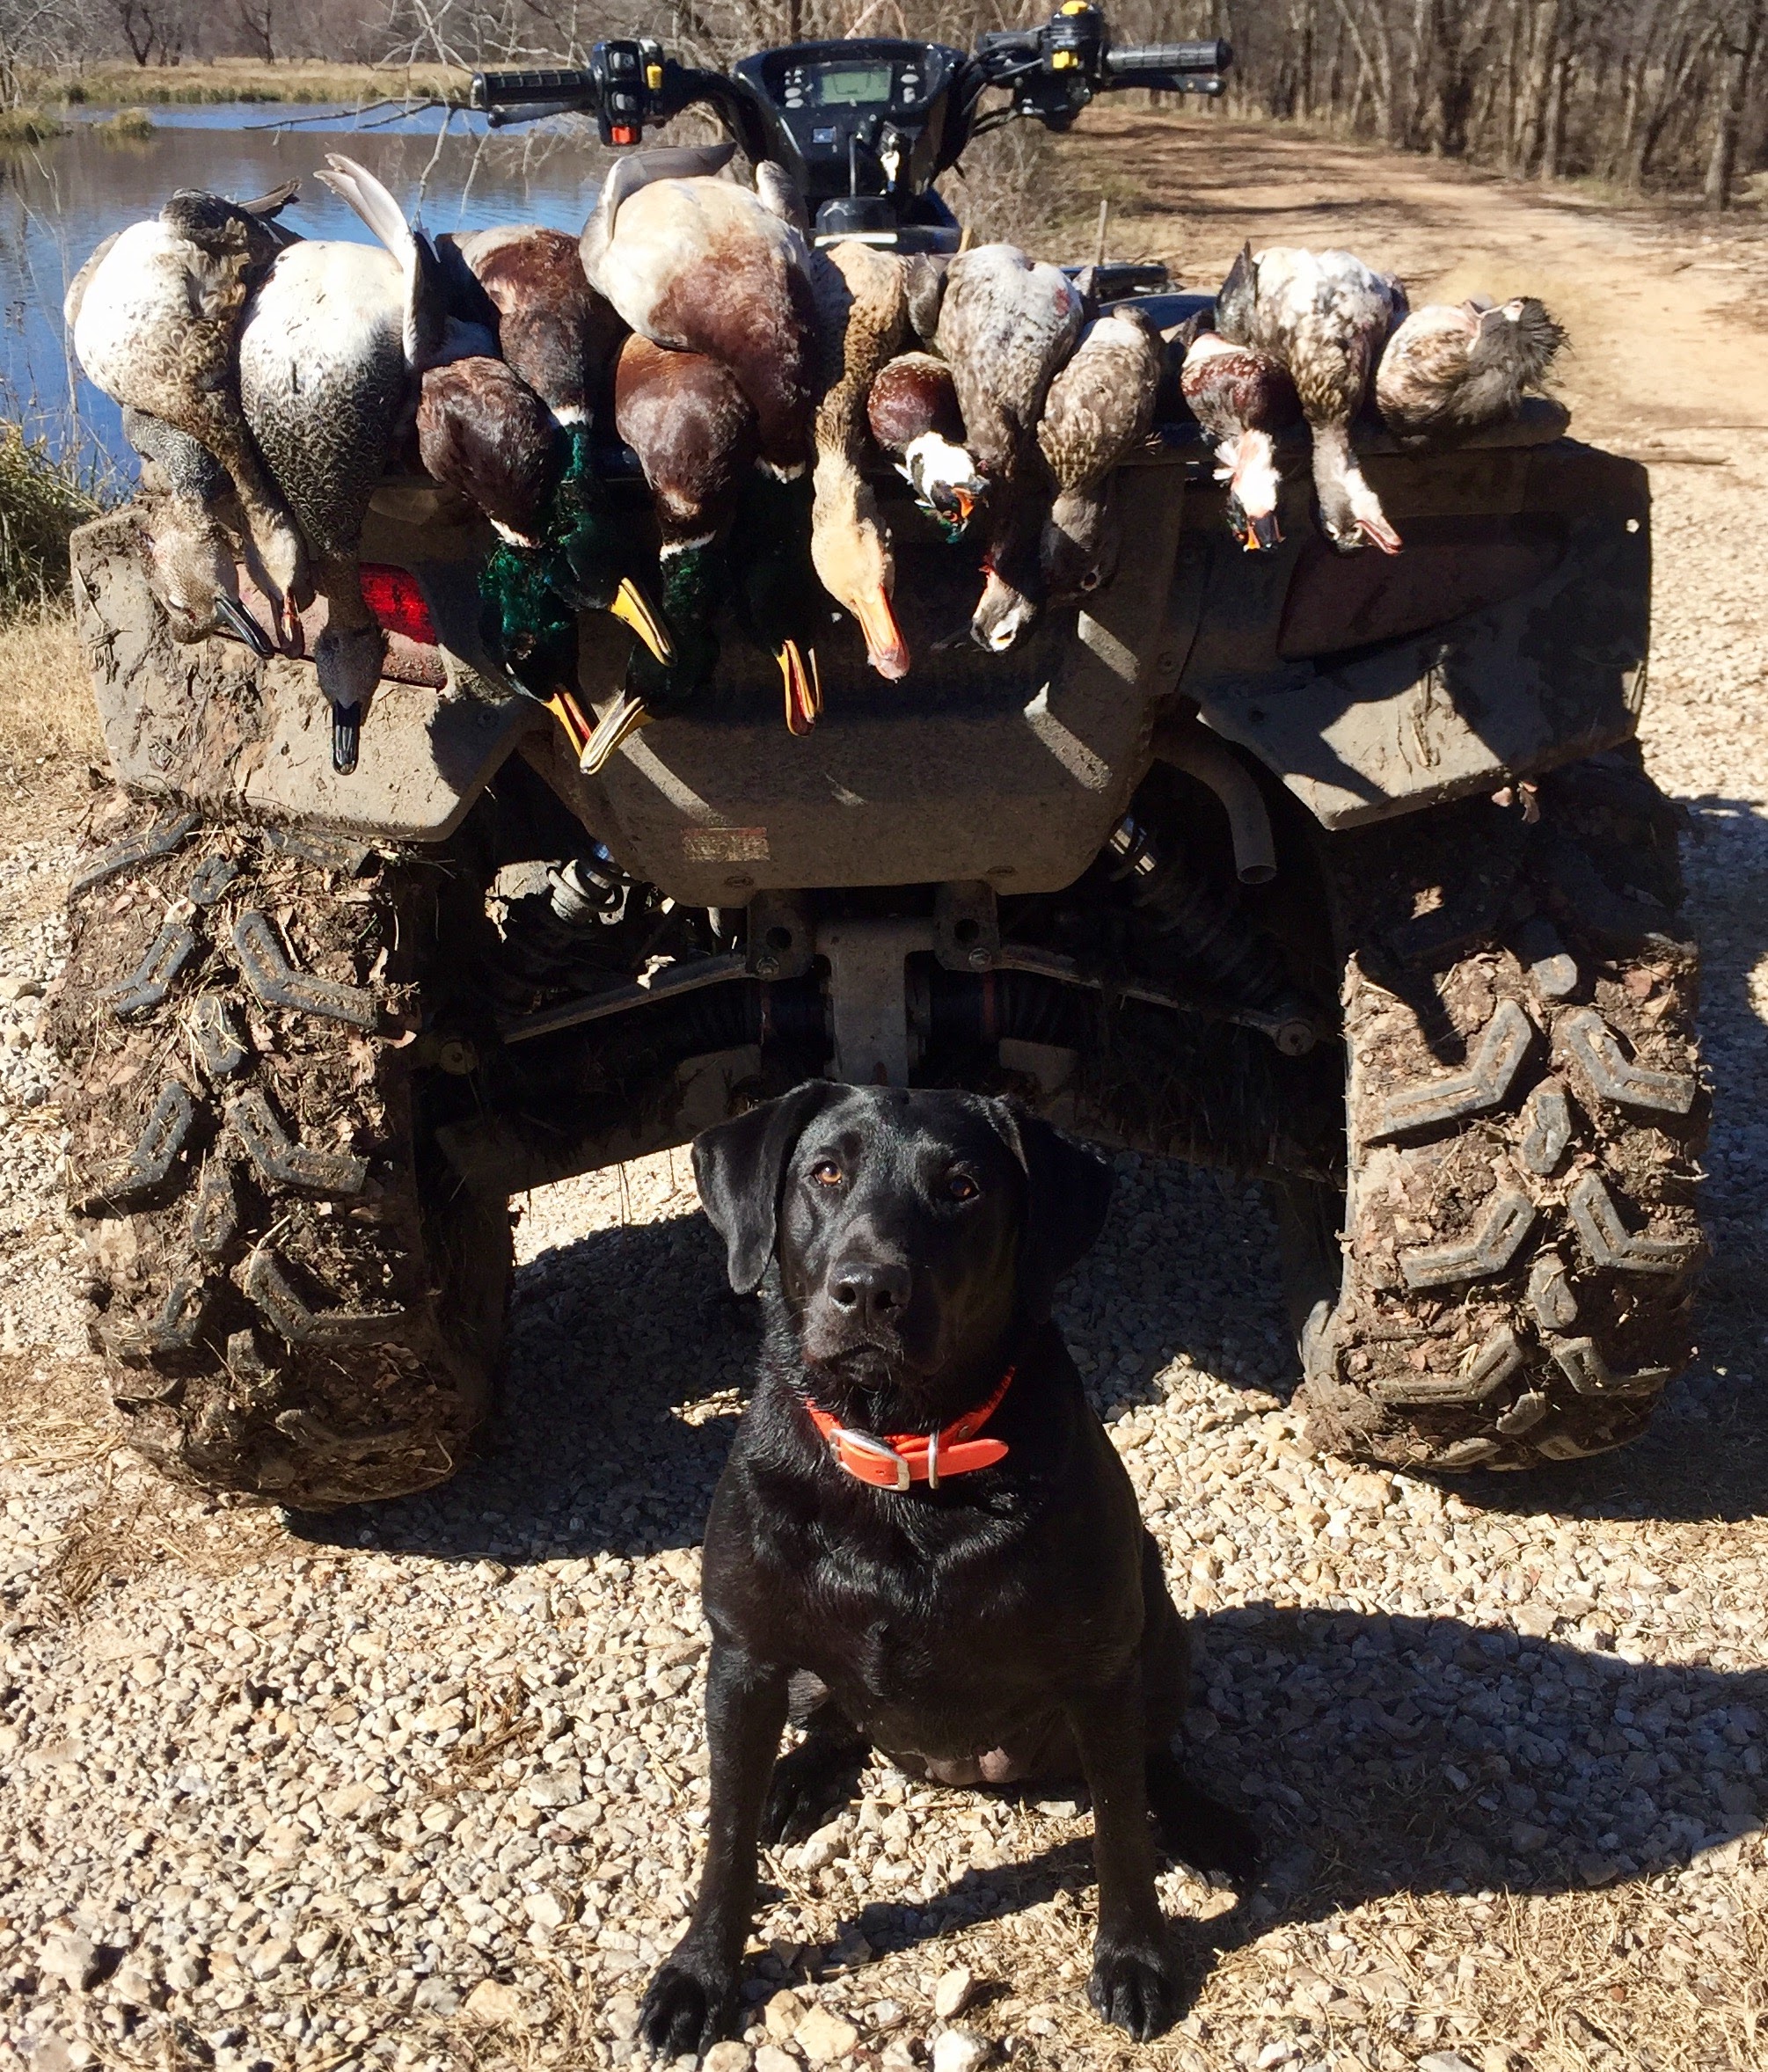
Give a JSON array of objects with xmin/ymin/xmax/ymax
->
[{"xmin": 1705, "ymin": 2, "xmax": 1763, "ymax": 210}]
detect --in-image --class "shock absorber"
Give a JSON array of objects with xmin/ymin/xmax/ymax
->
[{"xmin": 1105, "ymin": 814, "xmax": 1289, "ymax": 1004}]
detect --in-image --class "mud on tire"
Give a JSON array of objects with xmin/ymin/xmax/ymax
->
[
  {"xmin": 50, "ymin": 793, "xmax": 512, "ymax": 1508},
  {"xmin": 1296, "ymin": 752, "xmax": 1706, "ymax": 1473}
]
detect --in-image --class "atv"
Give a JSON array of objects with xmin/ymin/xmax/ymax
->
[{"xmin": 53, "ymin": 10, "xmax": 1702, "ymax": 1507}]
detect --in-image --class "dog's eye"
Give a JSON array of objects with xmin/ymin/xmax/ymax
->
[
  {"xmin": 809, "ymin": 1159, "xmax": 843, "ymax": 1187},
  {"xmin": 946, "ymin": 1171, "xmax": 981, "ymax": 1202}
]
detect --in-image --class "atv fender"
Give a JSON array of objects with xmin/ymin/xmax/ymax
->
[
  {"xmin": 1173, "ymin": 435, "xmax": 1649, "ymax": 828},
  {"xmin": 70, "ymin": 511, "xmax": 537, "ymax": 842}
]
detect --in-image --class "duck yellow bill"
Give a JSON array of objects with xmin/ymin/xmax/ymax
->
[
  {"xmin": 608, "ymin": 578, "xmax": 674, "ymax": 666},
  {"xmin": 579, "ymin": 691, "xmax": 652, "ymax": 777},
  {"xmin": 778, "ymin": 641, "xmax": 822, "ymax": 736},
  {"xmin": 854, "ymin": 588, "xmax": 910, "ymax": 681}
]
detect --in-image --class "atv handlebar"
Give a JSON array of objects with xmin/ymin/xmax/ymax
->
[{"xmin": 1103, "ymin": 39, "xmax": 1232, "ymax": 79}]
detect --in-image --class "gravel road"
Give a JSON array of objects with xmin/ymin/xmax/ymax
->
[{"xmin": 0, "ymin": 124, "xmax": 1764, "ymax": 2072}]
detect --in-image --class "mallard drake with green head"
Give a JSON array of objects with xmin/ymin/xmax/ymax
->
[{"xmin": 576, "ymin": 334, "xmax": 760, "ymax": 771}]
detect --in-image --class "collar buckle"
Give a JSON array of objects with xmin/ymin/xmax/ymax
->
[{"xmin": 830, "ymin": 1426, "xmax": 912, "ymax": 1492}]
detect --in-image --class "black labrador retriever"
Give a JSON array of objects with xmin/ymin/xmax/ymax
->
[{"xmin": 639, "ymin": 1083, "xmax": 1258, "ymax": 2055}]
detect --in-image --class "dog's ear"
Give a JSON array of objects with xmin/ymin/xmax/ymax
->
[
  {"xmin": 692, "ymin": 1081, "xmax": 843, "ymax": 1295},
  {"xmin": 986, "ymin": 1100, "xmax": 1114, "ymax": 1292}
]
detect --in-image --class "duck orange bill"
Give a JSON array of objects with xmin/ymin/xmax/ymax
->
[
  {"xmin": 544, "ymin": 690, "xmax": 591, "ymax": 751},
  {"xmin": 1359, "ymin": 514, "xmax": 1404, "ymax": 555},
  {"xmin": 607, "ymin": 577, "xmax": 673, "ymax": 666},
  {"xmin": 778, "ymin": 642, "xmax": 822, "ymax": 736},
  {"xmin": 579, "ymin": 690, "xmax": 652, "ymax": 777},
  {"xmin": 854, "ymin": 588, "xmax": 910, "ymax": 680}
]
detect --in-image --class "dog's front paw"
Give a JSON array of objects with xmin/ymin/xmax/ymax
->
[
  {"xmin": 1087, "ymin": 1931, "xmax": 1187, "ymax": 2040},
  {"xmin": 639, "ymin": 1945, "xmax": 740, "ymax": 2060}
]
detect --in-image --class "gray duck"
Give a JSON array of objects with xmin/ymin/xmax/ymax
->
[
  {"xmin": 66, "ymin": 182, "xmax": 308, "ymax": 628},
  {"xmin": 238, "ymin": 154, "xmax": 448, "ymax": 773},
  {"xmin": 932, "ymin": 244, "xmax": 1083, "ymax": 651}
]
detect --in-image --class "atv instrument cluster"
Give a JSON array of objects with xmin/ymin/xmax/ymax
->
[{"xmin": 471, "ymin": 4, "xmax": 1231, "ymax": 250}]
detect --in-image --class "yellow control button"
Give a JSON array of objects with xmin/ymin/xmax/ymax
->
[
  {"xmin": 645, "ymin": 62, "xmax": 663, "ymax": 88},
  {"xmin": 1062, "ymin": 2, "xmax": 1092, "ymax": 13},
  {"xmin": 1050, "ymin": 48, "xmax": 1078, "ymax": 67}
]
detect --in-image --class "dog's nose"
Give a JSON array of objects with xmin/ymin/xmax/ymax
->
[{"xmin": 828, "ymin": 1257, "xmax": 912, "ymax": 1324}]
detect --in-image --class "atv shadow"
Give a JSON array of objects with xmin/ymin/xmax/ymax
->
[
  {"xmin": 772, "ymin": 1608, "xmax": 1764, "ymax": 2027},
  {"xmin": 290, "ymin": 1203, "xmax": 750, "ymax": 1562}
]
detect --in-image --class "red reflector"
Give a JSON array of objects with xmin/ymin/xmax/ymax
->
[
  {"xmin": 359, "ymin": 564, "xmax": 437, "ymax": 646},
  {"xmin": 610, "ymin": 124, "xmax": 639, "ymax": 144}
]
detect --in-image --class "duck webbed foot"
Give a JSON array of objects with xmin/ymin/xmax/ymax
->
[
  {"xmin": 579, "ymin": 688, "xmax": 654, "ymax": 776},
  {"xmin": 778, "ymin": 639, "xmax": 822, "ymax": 736}
]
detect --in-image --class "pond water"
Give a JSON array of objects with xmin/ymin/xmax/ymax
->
[{"xmin": 0, "ymin": 105, "xmax": 612, "ymax": 481}]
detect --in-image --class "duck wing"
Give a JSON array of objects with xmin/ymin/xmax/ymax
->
[
  {"xmin": 62, "ymin": 230, "xmax": 121, "ymax": 332},
  {"xmin": 1215, "ymin": 242, "xmax": 1258, "ymax": 345},
  {"xmin": 580, "ymin": 142, "xmax": 737, "ymax": 282},
  {"xmin": 754, "ymin": 161, "xmax": 807, "ymax": 232},
  {"xmin": 1039, "ymin": 310, "xmax": 1161, "ymax": 495},
  {"xmin": 318, "ymin": 154, "xmax": 447, "ymax": 369}
]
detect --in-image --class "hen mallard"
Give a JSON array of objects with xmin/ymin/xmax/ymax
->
[{"xmin": 1036, "ymin": 308, "xmax": 1163, "ymax": 600}]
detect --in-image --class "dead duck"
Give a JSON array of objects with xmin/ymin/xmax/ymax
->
[
  {"xmin": 581, "ymin": 143, "xmax": 816, "ymax": 485},
  {"xmin": 1376, "ymin": 296, "xmax": 1564, "ymax": 446},
  {"xmin": 435, "ymin": 225, "xmax": 666, "ymax": 659},
  {"xmin": 807, "ymin": 238, "xmax": 912, "ymax": 683},
  {"xmin": 1179, "ymin": 329, "xmax": 1303, "ymax": 551},
  {"xmin": 121, "ymin": 407, "xmax": 274, "ymax": 656},
  {"xmin": 866, "ymin": 351, "xmax": 986, "ymax": 537},
  {"xmin": 66, "ymin": 183, "xmax": 308, "ymax": 627},
  {"xmin": 578, "ymin": 334, "xmax": 762, "ymax": 771},
  {"xmin": 1216, "ymin": 243, "xmax": 1405, "ymax": 556},
  {"xmin": 237, "ymin": 154, "xmax": 447, "ymax": 773},
  {"xmin": 932, "ymin": 244, "xmax": 1083, "ymax": 651},
  {"xmin": 1036, "ymin": 307, "xmax": 1163, "ymax": 598}
]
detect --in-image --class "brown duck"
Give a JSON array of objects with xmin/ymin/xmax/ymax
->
[
  {"xmin": 1036, "ymin": 308, "xmax": 1163, "ymax": 599},
  {"xmin": 1377, "ymin": 296, "xmax": 1564, "ymax": 446}
]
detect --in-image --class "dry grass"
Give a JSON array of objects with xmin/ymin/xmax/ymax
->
[
  {"xmin": 0, "ymin": 427, "xmax": 99, "ymax": 613},
  {"xmin": 33, "ymin": 57, "xmax": 466, "ymax": 108},
  {"xmin": 0, "ymin": 602, "xmax": 101, "ymax": 770}
]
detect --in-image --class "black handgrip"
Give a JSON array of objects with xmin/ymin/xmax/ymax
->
[
  {"xmin": 1103, "ymin": 39, "xmax": 1231, "ymax": 77},
  {"xmin": 471, "ymin": 67, "xmax": 598, "ymax": 109}
]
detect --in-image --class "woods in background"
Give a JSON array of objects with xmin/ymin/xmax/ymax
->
[{"xmin": 0, "ymin": 0, "xmax": 1761, "ymax": 208}]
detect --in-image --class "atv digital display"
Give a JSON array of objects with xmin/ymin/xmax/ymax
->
[{"xmin": 807, "ymin": 61, "xmax": 894, "ymax": 103}]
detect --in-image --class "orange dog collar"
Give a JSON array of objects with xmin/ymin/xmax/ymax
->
[{"xmin": 803, "ymin": 1369, "xmax": 1014, "ymax": 1492}]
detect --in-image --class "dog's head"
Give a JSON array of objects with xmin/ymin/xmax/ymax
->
[{"xmin": 693, "ymin": 1083, "xmax": 1113, "ymax": 1404}]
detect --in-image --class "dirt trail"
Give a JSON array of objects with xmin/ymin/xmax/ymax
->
[{"xmin": 1070, "ymin": 112, "xmax": 1768, "ymax": 443}]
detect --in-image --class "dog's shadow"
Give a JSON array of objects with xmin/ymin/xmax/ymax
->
[{"xmin": 783, "ymin": 1608, "xmax": 1765, "ymax": 2014}]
